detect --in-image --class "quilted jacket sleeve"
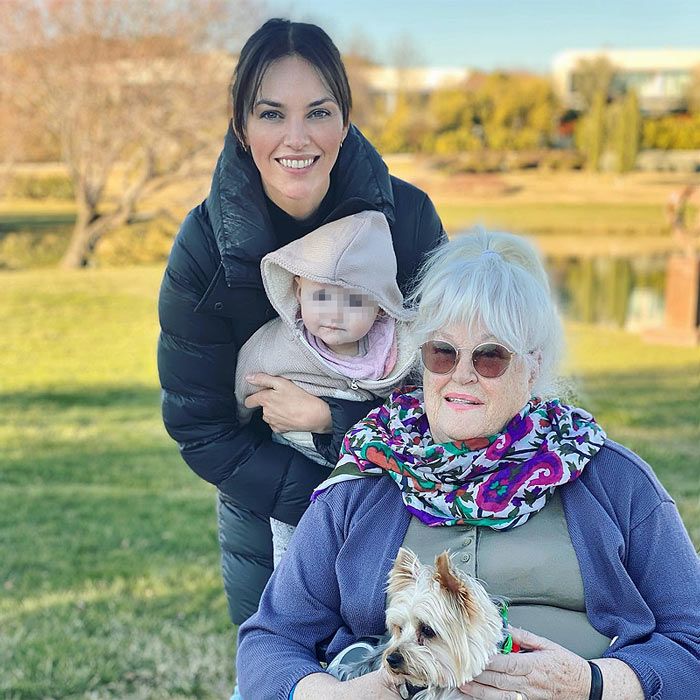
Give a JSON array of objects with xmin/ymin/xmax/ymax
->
[
  {"xmin": 311, "ymin": 396, "xmax": 383, "ymax": 464},
  {"xmin": 157, "ymin": 204, "xmax": 329, "ymax": 524}
]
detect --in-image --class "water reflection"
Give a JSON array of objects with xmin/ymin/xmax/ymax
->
[{"xmin": 548, "ymin": 255, "xmax": 666, "ymax": 330}]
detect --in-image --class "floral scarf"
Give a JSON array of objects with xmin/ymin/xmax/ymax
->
[{"xmin": 313, "ymin": 387, "xmax": 606, "ymax": 529}]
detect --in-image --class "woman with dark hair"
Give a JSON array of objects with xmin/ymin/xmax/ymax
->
[{"xmin": 157, "ymin": 17, "xmax": 445, "ymax": 627}]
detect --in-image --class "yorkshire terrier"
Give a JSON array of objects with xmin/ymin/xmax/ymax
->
[{"xmin": 328, "ymin": 547, "xmax": 505, "ymax": 699}]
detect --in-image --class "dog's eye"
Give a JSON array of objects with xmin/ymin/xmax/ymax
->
[{"xmin": 420, "ymin": 623, "xmax": 436, "ymax": 639}]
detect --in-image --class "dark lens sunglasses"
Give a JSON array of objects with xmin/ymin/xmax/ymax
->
[{"xmin": 419, "ymin": 340, "xmax": 514, "ymax": 379}]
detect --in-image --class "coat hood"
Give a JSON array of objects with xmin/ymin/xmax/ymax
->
[{"xmin": 261, "ymin": 211, "xmax": 411, "ymax": 328}]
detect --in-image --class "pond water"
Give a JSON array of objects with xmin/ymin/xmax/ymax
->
[
  {"xmin": 548, "ymin": 255, "xmax": 666, "ymax": 330},
  {"xmin": 0, "ymin": 215, "xmax": 74, "ymax": 269},
  {"xmin": 0, "ymin": 216, "xmax": 670, "ymax": 333}
]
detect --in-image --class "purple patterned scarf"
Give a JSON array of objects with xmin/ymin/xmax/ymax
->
[{"xmin": 313, "ymin": 387, "xmax": 606, "ymax": 529}]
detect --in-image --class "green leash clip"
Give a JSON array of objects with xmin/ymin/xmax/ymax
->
[{"xmin": 498, "ymin": 602, "xmax": 514, "ymax": 654}]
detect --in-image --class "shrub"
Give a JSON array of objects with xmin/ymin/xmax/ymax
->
[
  {"xmin": 0, "ymin": 230, "xmax": 69, "ymax": 269},
  {"xmin": 431, "ymin": 128, "xmax": 482, "ymax": 155},
  {"xmin": 538, "ymin": 149, "xmax": 585, "ymax": 170},
  {"xmin": 442, "ymin": 151, "xmax": 506, "ymax": 173},
  {"xmin": 435, "ymin": 149, "xmax": 586, "ymax": 173},
  {"xmin": 93, "ymin": 218, "xmax": 176, "ymax": 265},
  {"xmin": 8, "ymin": 173, "xmax": 75, "ymax": 200},
  {"xmin": 642, "ymin": 114, "xmax": 700, "ymax": 150}
]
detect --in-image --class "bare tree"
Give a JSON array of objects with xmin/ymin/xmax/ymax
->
[
  {"xmin": 388, "ymin": 31, "xmax": 424, "ymax": 100},
  {"xmin": 572, "ymin": 55, "xmax": 617, "ymax": 111},
  {"xmin": 0, "ymin": 0, "xmax": 261, "ymax": 268},
  {"xmin": 389, "ymin": 32, "xmax": 423, "ymax": 72},
  {"xmin": 342, "ymin": 34, "xmax": 378, "ymax": 132}
]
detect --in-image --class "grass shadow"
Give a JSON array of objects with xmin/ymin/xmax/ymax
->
[
  {"xmin": 577, "ymin": 363, "xmax": 699, "ymax": 430},
  {"xmin": 2, "ymin": 384, "xmax": 160, "ymax": 410}
]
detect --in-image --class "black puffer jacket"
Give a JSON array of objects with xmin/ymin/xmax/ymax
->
[{"xmin": 157, "ymin": 123, "xmax": 445, "ymax": 624}]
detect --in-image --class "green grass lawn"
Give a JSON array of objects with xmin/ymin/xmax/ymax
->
[
  {"xmin": 1, "ymin": 266, "xmax": 699, "ymax": 698},
  {"xmin": 1, "ymin": 267, "xmax": 233, "ymax": 699}
]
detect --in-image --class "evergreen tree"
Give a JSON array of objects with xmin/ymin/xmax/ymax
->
[
  {"xmin": 576, "ymin": 91, "xmax": 607, "ymax": 171},
  {"xmin": 620, "ymin": 90, "xmax": 641, "ymax": 172}
]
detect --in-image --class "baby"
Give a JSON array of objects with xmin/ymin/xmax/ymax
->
[{"xmin": 235, "ymin": 210, "xmax": 415, "ymax": 565}]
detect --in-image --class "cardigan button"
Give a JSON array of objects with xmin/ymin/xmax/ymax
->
[
  {"xmin": 214, "ymin": 301, "xmax": 224, "ymax": 311},
  {"xmin": 461, "ymin": 553, "xmax": 472, "ymax": 563},
  {"xmin": 463, "ymin": 537, "xmax": 473, "ymax": 547}
]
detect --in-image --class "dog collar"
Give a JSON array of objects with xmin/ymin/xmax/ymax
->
[
  {"xmin": 498, "ymin": 602, "xmax": 520, "ymax": 654},
  {"xmin": 398, "ymin": 680, "xmax": 427, "ymax": 699}
]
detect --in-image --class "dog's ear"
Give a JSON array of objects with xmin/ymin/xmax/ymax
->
[
  {"xmin": 388, "ymin": 547, "xmax": 419, "ymax": 593},
  {"xmin": 434, "ymin": 551, "xmax": 479, "ymax": 620}
]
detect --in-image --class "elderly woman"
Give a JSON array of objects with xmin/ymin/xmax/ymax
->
[
  {"xmin": 157, "ymin": 18, "xmax": 444, "ymax": 627},
  {"xmin": 236, "ymin": 231, "xmax": 700, "ymax": 700}
]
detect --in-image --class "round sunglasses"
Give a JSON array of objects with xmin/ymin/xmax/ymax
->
[{"xmin": 419, "ymin": 340, "xmax": 514, "ymax": 378}]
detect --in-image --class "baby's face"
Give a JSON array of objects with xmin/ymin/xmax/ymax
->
[{"xmin": 295, "ymin": 278, "xmax": 379, "ymax": 354}]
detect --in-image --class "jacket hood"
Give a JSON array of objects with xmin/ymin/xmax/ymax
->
[
  {"xmin": 206, "ymin": 122, "xmax": 396, "ymax": 286},
  {"xmin": 261, "ymin": 210, "xmax": 411, "ymax": 328}
]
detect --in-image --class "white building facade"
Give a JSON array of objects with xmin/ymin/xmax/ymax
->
[{"xmin": 552, "ymin": 48, "xmax": 700, "ymax": 113}]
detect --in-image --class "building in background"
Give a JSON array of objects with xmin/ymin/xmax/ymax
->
[
  {"xmin": 362, "ymin": 66, "xmax": 471, "ymax": 112},
  {"xmin": 552, "ymin": 48, "xmax": 700, "ymax": 114}
]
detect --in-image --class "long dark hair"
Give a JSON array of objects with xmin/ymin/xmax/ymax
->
[{"xmin": 231, "ymin": 18, "xmax": 352, "ymax": 144}]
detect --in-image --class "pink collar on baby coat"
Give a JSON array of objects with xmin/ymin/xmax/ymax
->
[{"xmin": 303, "ymin": 315, "xmax": 397, "ymax": 380}]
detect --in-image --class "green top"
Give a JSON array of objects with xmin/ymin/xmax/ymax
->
[{"xmin": 402, "ymin": 491, "xmax": 612, "ymax": 659}]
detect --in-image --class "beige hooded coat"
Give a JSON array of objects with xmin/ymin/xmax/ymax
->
[{"xmin": 234, "ymin": 210, "xmax": 416, "ymax": 432}]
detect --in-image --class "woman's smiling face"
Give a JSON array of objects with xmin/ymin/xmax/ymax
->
[
  {"xmin": 244, "ymin": 55, "xmax": 348, "ymax": 220},
  {"xmin": 422, "ymin": 324, "xmax": 535, "ymax": 443}
]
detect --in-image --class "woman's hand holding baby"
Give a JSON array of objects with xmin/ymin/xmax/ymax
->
[{"xmin": 244, "ymin": 373, "xmax": 332, "ymax": 434}]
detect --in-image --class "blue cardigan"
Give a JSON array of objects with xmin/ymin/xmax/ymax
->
[{"xmin": 237, "ymin": 440, "xmax": 700, "ymax": 700}]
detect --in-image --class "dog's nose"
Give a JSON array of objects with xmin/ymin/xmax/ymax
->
[{"xmin": 385, "ymin": 651, "xmax": 405, "ymax": 670}]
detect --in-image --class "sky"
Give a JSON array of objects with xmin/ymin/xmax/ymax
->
[{"xmin": 278, "ymin": 0, "xmax": 700, "ymax": 72}]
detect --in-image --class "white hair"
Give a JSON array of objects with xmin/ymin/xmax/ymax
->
[{"xmin": 407, "ymin": 229, "xmax": 565, "ymax": 398}]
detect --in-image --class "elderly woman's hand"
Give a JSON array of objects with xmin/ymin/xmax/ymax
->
[
  {"xmin": 459, "ymin": 627, "xmax": 590, "ymax": 700},
  {"xmin": 244, "ymin": 373, "xmax": 332, "ymax": 433}
]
